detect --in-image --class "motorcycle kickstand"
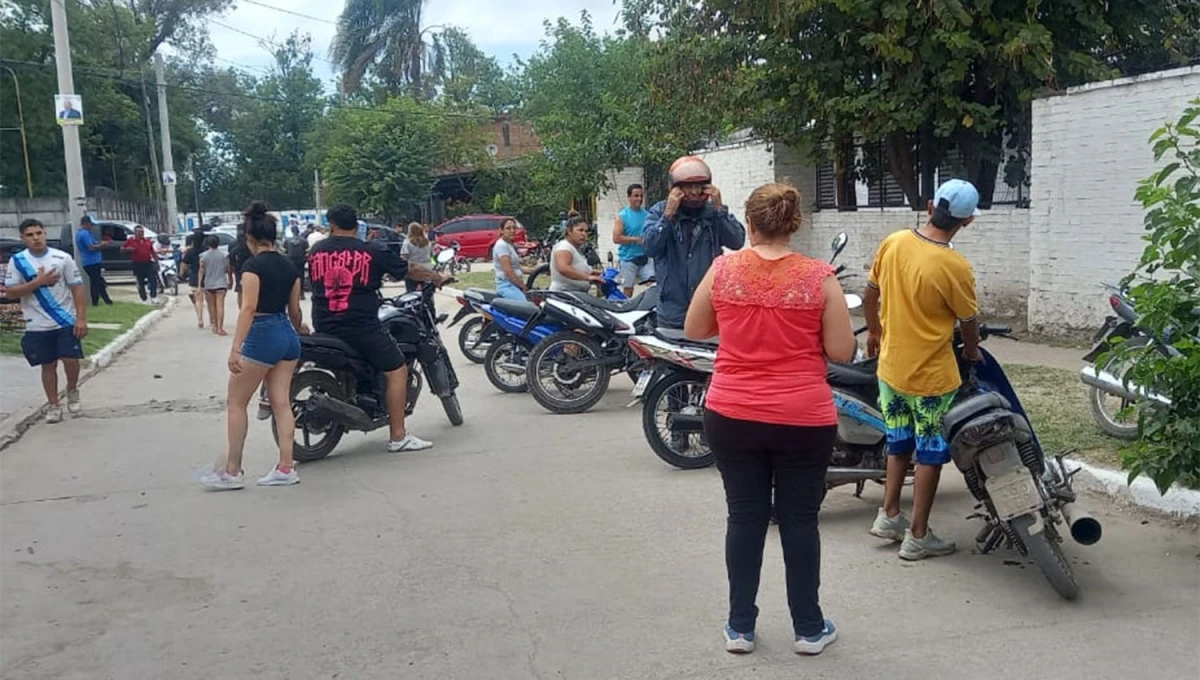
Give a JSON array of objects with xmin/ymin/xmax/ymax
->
[{"xmin": 854, "ymin": 480, "xmax": 866, "ymax": 498}]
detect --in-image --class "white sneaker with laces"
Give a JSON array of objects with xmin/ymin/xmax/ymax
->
[
  {"xmin": 200, "ymin": 470, "xmax": 245, "ymax": 490},
  {"xmin": 869, "ymin": 508, "xmax": 910, "ymax": 542},
  {"xmin": 257, "ymin": 466, "xmax": 299, "ymax": 486},
  {"xmin": 66, "ymin": 389, "xmax": 81, "ymax": 415},
  {"xmin": 45, "ymin": 406, "xmax": 63, "ymax": 424},
  {"xmin": 387, "ymin": 433, "xmax": 433, "ymax": 452}
]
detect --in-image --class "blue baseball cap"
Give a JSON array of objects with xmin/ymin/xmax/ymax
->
[{"xmin": 933, "ymin": 179, "xmax": 981, "ymax": 219}]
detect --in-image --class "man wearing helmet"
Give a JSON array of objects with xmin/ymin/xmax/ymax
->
[{"xmin": 643, "ymin": 156, "xmax": 746, "ymax": 330}]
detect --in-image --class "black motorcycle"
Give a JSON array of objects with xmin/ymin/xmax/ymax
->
[{"xmin": 275, "ymin": 283, "xmax": 463, "ymax": 462}]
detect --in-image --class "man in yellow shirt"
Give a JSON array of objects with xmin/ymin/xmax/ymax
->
[{"xmin": 862, "ymin": 179, "xmax": 982, "ymax": 561}]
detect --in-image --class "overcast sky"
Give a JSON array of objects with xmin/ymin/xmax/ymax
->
[{"xmin": 208, "ymin": 0, "xmax": 624, "ymax": 83}]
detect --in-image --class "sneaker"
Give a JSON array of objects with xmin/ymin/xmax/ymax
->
[
  {"xmin": 150, "ymin": 297, "xmax": 159, "ymax": 305},
  {"xmin": 200, "ymin": 470, "xmax": 245, "ymax": 491},
  {"xmin": 794, "ymin": 619, "xmax": 837, "ymax": 655},
  {"xmin": 869, "ymin": 508, "xmax": 910, "ymax": 542},
  {"xmin": 45, "ymin": 406, "xmax": 63, "ymax": 424},
  {"xmin": 387, "ymin": 434, "xmax": 433, "ymax": 452},
  {"xmin": 898, "ymin": 528, "xmax": 957, "ymax": 561},
  {"xmin": 724, "ymin": 625, "xmax": 755, "ymax": 654},
  {"xmin": 256, "ymin": 399, "xmax": 272, "ymax": 421},
  {"xmin": 257, "ymin": 466, "xmax": 299, "ymax": 486},
  {"xmin": 66, "ymin": 389, "xmax": 81, "ymax": 415}
]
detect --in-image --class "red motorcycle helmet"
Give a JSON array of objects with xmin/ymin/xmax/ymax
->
[{"xmin": 669, "ymin": 156, "xmax": 712, "ymax": 209}]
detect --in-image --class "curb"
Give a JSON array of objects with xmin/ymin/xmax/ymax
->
[
  {"xmin": 1067, "ymin": 459, "xmax": 1200, "ymax": 518},
  {"xmin": 0, "ymin": 297, "xmax": 176, "ymax": 452}
]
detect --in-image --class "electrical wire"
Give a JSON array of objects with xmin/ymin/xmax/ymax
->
[{"xmin": 238, "ymin": 0, "xmax": 337, "ymax": 25}]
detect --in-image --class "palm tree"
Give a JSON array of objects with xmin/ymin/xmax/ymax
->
[{"xmin": 331, "ymin": 0, "xmax": 445, "ymax": 98}]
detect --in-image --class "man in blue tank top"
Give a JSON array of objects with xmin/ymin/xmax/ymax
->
[{"xmin": 613, "ymin": 183, "xmax": 654, "ymax": 297}]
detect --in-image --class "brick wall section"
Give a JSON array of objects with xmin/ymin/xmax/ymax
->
[
  {"xmin": 795, "ymin": 208, "xmax": 1031, "ymax": 320},
  {"xmin": 1028, "ymin": 66, "xmax": 1200, "ymax": 332},
  {"xmin": 695, "ymin": 141, "xmax": 776, "ymax": 228},
  {"xmin": 595, "ymin": 168, "xmax": 644, "ymax": 260}
]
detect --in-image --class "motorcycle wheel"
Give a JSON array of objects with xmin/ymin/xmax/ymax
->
[
  {"xmin": 1088, "ymin": 385, "xmax": 1139, "ymax": 440},
  {"xmin": 1010, "ymin": 514, "xmax": 1080, "ymax": 601},
  {"xmin": 642, "ymin": 371, "xmax": 713, "ymax": 469},
  {"xmin": 527, "ymin": 332, "xmax": 610, "ymax": 414},
  {"xmin": 440, "ymin": 393, "xmax": 464, "ymax": 426},
  {"xmin": 484, "ymin": 338, "xmax": 529, "ymax": 393},
  {"xmin": 164, "ymin": 273, "xmax": 178, "ymax": 296},
  {"xmin": 457, "ymin": 317, "xmax": 489, "ymax": 364},
  {"xmin": 272, "ymin": 370, "xmax": 346, "ymax": 463}
]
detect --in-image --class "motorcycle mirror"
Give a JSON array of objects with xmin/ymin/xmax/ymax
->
[
  {"xmin": 844, "ymin": 293, "xmax": 863, "ymax": 310},
  {"xmin": 831, "ymin": 232, "xmax": 848, "ymax": 257},
  {"xmin": 436, "ymin": 249, "xmax": 456, "ymax": 264}
]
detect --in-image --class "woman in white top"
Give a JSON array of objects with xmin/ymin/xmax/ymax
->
[
  {"xmin": 400, "ymin": 222, "xmax": 432, "ymax": 292},
  {"xmin": 492, "ymin": 218, "xmax": 527, "ymax": 300},
  {"xmin": 549, "ymin": 216, "xmax": 601, "ymax": 293}
]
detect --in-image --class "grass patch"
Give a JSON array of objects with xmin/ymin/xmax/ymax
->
[
  {"xmin": 0, "ymin": 301, "xmax": 155, "ymax": 360},
  {"xmin": 1003, "ymin": 363, "xmax": 1123, "ymax": 468},
  {"xmin": 451, "ymin": 270, "xmax": 497, "ymax": 291}
]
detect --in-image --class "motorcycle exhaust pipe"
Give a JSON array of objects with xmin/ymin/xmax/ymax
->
[
  {"xmin": 667, "ymin": 412, "xmax": 704, "ymax": 433},
  {"xmin": 825, "ymin": 468, "xmax": 888, "ymax": 485},
  {"xmin": 1061, "ymin": 503, "xmax": 1103, "ymax": 546},
  {"xmin": 307, "ymin": 394, "xmax": 375, "ymax": 431},
  {"xmin": 1079, "ymin": 368, "xmax": 1139, "ymax": 403}
]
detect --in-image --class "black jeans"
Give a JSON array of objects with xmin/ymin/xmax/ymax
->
[
  {"xmin": 132, "ymin": 261, "xmax": 157, "ymax": 300},
  {"xmin": 83, "ymin": 263, "xmax": 112, "ymax": 305},
  {"xmin": 704, "ymin": 408, "xmax": 836, "ymax": 637}
]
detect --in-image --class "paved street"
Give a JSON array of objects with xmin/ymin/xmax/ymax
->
[{"xmin": 1, "ymin": 290, "xmax": 1198, "ymax": 680}]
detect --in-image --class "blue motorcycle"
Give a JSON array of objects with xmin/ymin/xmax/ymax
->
[
  {"xmin": 829, "ymin": 324, "xmax": 1101, "ymax": 600},
  {"xmin": 481, "ymin": 268, "xmax": 627, "ymax": 393}
]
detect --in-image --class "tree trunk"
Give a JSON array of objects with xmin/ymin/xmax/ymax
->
[
  {"xmin": 919, "ymin": 120, "xmax": 936, "ymax": 206},
  {"xmin": 884, "ymin": 132, "xmax": 921, "ymax": 209}
]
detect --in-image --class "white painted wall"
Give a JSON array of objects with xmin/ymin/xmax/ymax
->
[
  {"xmin": 595, "ymin": 168, "xmax": 644, "ymax": 261},
  {"xmin": 694, "ymin": 140, "xmax": 776, "ymax": 231},
  {"xmin": 1028, "ymin": 66, "xmax": 1200, "ymax": 332}
]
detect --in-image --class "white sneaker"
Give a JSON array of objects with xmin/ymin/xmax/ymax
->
[
  {"xmin": 45, "ymin": 406, "xmax": 63, "ymax": 424},
  {"xmin": 150, "ymin": 297, "xmax": 159, "ymax": 305},
  {"xmin": 257, "ymin": 466, "xmax": 299, "ymax": 486},
  {"xmin": 869, "ymin": 508, "xmax": 910, "ymax": 542},
  {"xmin": 66, "ymin": 389, "xmax": 81, "ymax": 415},
  {"xmin": 200, "ymin": 470, "xmax": 245, "ymax": 490},
  {"xmin": 898, "ymin": 528, "xmax": 957, "ymax": 561},
  {"xmin": 386, "ymin": 433, "xmax": 433, "ymax": 452}
]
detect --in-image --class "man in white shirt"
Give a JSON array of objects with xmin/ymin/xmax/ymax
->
[
  {"xmin": 306, "ymin": 225, "xmax": 327, "ymax": 248},
  {"xmin": 3, "ymin": 219, "xmax": 88, "ymax": 423}
]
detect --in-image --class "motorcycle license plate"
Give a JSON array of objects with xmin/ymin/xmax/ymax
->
[
  {"xmin": 631, "ymin": 371, "xmax": 653, "ymax": 398},
  {"xmin": 986, "ymin": 471, "xmax": 1042, "ymax": 520}
]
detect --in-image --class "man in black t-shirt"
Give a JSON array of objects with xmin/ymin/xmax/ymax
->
[{"xmin": 309, "ymin": 203, "xmax": 448, "ymax": 452}]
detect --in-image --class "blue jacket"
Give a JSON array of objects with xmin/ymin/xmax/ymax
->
[{"xmin": 643, "ymin": 200, "xmax": 746, "ymax": 328}]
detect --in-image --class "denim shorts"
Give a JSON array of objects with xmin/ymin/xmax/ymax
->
[
  {"xmin": 239, "ymin": 313, "xmax": 300, "ymax": 367},
  {"xmin": 495, "ymin": 279, "xmax": 526, "ymax": 300}
]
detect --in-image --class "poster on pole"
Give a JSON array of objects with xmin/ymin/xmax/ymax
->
[
  {"xmin": 55, "ymin": 94, "xmax": 83, "ymax": 126},
  {"xmin": 162, "ymin": 171, "xmax": 177, "ymax": 185}
]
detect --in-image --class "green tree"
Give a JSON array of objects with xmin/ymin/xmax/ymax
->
[
  {"xmin": 435, "ymin": 27, "xmax": 517, "ymax": 114},
  {"xmin": 1108, "ymin": 99, "xmax": 1200, "ymax": 492},
  {"xmin": 331, "ymin": 0, "xmax": 444, "ymax": 98}
]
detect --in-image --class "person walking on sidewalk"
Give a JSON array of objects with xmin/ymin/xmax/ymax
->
[
  {"xmin": 685, "ymin": 183, "xmax": 856, "ymax": 656},
  {"xmin": 863, "ymin": 178, "xmax": 983, "ymax": 561},
  {"xmin": 198, "ymin": 235, "xmax": 232, "ymax": 336},
  {"xmin": 202, "ymin": 201, "xmax": 308, "ymax": 490},
  {"xmin": 75, "ymin": 215, "xmax": 113, "ymax": 306},
  {"xmin": 182, "ymin": 227, "xmax": 207, "ymax": 328},
  {"xmin": 122, "ymin": 224, "xmax": 158, "ymax": 304},
  {"xmin": 4, "ymin": 219, "xmax": 89, "ymax": 424},
  {"xmin": 283, "ymin": 225, "xmax": 309, "ymax": 299}
]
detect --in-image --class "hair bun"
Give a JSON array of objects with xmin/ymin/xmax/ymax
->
[{"xmin": 245, "ymin": 200, "xmax": 269, "ymax": 219}]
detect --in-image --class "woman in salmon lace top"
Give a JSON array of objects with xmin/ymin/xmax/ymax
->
[{"xmin": 684, "ymin": 182, "xmax": 856, "ymax": 656}]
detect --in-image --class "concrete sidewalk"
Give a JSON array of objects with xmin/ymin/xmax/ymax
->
[{"xmin": 1, "ymin": 286, "xmax": 1198, "ymax": 680}]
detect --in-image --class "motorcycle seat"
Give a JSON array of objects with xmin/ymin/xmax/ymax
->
[
  {"xmin": 655, "ymin": 326, "xmax": 719, "ymax": 348},
  {"xmin": 490, "ymin": 298, "xmax": 540, "ymax": 321},
  {"xmin": 464, "ymin": 288, "xmax": 498, "ymax": 304},
  {"xmin": 826, "ymin": 359, "xmax": 877, "ymax": 387},
  {"xmin": 301, "ymin": 334, "xmax": 363, "ymax": 359},
  {"xmin": 567, "ymin": 286, "xmax": 660, "ymax": 313}
]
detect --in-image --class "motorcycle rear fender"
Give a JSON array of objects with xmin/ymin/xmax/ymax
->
[
  {"xmin": 942, "ymin": 391, "xmax": 1010, "ymax": 445},
  {"xmin": 948, "ymin": 409, "xmax": 1019, "ymax": 474},
  {"xmin": 1082, "ymin": 318, "xmax": 1136, "ymax": 363},
  {"xmin": 832, "ymin": 390, "xmax": 885, "ymax": 445}
]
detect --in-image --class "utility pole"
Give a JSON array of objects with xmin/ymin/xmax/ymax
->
[
  {"xmin": 154, "ymin": 53, "xmax": 178, "ymax": 233},
  {"xmin": 313, "ymin": 168, "xmax": 322, "ymax": 213},
  {"xmin": 50, "ymin": 0, "xmax": 88, "ymax": 295},
  {"xmin": 189, "ymin": 155, "xmax": 204, "ymax": 230}
]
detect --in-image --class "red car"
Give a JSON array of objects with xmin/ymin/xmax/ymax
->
[{"xmin": 431, "ymin": 214, "xmax": 531, "ymax": 260}]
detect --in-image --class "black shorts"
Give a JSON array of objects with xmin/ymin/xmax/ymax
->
[
  {"xmin": 22, "ymin": 327, "xmax": 84, "ymax": 366},
  {"xmin": 326, "ymin": 325, "xmax": 405, "ymax": 373}
]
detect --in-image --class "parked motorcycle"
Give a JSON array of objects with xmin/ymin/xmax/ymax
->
[
  {"xmin": 157, "ymin": 252, "xmax": 179, "ymax": 296},
  {"xmin": 1078, "ymin": 283, "xmax": 1175, "ymax": 439},
  {"xmin": 524, "ymin": 283, "xmax": 659, "ymax": 414},
  {"xmin": 482, "ymin": 268, "xmax": 632, "ymax": 394},
  {"xmin": 447, "ymin": 287, "xmax": 500, "ymax": 364},
  {"xmin": 432, "ymin": 242, "xmax": 470, "ymax": 275},
  {"xmin": 275, "ymin": 283, "xmax": 463, "ymax": 462}
]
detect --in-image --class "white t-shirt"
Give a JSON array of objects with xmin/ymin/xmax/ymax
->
[
  {"xmin": 307, "ymin": 231, "xmax": 326, "ymax": 248},
  {"xmin": 549, "ymin": 240, "xmax": 591, "ymax": 292},
  {"xmin": 3, "ymin": 247, "xmax": 83, "ymax": 331},
  {"xmin": 492, "ymin": 239, "xmax": 524, "ymax": 286}
]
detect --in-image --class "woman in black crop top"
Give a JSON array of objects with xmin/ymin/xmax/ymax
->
[{"xmin": 201, "ymin": 201, "xmax": 308, "ymax": 491}]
